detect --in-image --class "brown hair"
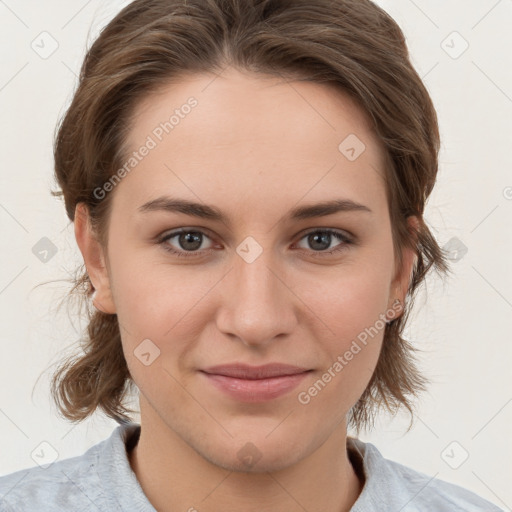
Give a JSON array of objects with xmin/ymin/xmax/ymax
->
[{"xmin": 48, "ymin": 0, "xmax": 451, "ymax": 434}]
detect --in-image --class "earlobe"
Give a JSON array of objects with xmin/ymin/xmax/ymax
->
[{"xmin": 74, "ymin": 203, "xmax": 116, "ymax": 314}]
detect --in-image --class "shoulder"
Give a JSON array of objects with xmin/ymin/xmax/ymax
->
[
  {"xmin": 348, "ymin": 438, "xmax": 504, "ymax": 512},
  {"xmin": 382, "ymin": 456, "xmax": 503, "ymax": 512},
  {"xmin": 0, "ymin": 426, "xmax": 122, "ymax": 512}
]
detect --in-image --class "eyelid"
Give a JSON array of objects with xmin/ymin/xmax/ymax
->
[{"xmin": 298, "ymin": 226, "xmax": 354, "ymax": 241}]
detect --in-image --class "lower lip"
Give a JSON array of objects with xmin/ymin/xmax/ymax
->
[{"xmin": 200, "ymin": 371, "xmax": 311, "ymax": 402}]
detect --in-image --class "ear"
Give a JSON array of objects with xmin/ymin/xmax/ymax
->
[
  {"xmin": 387, "ymin": 215, "xmax": 419, "ymax": 319},
  {"xmin": 74, "ymin": 203, "xmax": 116, "ymax": 314}
]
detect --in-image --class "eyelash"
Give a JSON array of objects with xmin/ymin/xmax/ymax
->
[{"xmin": 157, "ymin": 228, "xmax": 354, "ymax": 259}]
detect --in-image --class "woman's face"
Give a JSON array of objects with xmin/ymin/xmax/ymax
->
[{"xmin": 82, "ymin": 68, "xmax": 416, "ymax": 471}]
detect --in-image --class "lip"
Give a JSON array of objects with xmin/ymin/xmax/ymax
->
[
  {"xmin": 199, "ymin": 364, "xmax": 312, "ymax": 403},
  {"xmin": 201, "ymin": 363, "xmax": 311, "ymax": 379}
]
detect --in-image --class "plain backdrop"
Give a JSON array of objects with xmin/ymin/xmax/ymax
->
[{"xmin": 0, "ymin": 0, "xmax": 511, "ymax": 509}]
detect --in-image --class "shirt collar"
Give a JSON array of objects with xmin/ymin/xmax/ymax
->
[{"xmin": 106, "ymin": 422, "xmax": 411, "ymax": 511}]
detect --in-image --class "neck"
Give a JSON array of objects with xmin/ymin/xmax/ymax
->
[{"xmin": 128, "ymin": 397, "xmax": 363, "ymax": 512}]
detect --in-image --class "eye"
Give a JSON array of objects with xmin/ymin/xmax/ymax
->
[
  {"xmin": 157, "ymin": 227, "xmax": 354, "ymax": 259},
  {"xmin": 294, "ymin": 229, "xmax": 353, "ymax": 257},
  {"xmin": 158, "ymin": 229, "xmax": 215, "ymax": 258}
]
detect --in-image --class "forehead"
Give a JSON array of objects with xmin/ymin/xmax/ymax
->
[{"xmin": 117, "ymin": 68, "xmax": 389, "ymax": 220}]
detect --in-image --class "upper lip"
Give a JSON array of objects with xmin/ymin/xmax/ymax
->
[{"xmin": 200, "ymin": 364, "xmax": 311, "ymax": 380}]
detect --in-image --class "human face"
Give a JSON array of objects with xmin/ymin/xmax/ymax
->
[{"xmin": 85, "ymin": 67, "xmax": 414, "ymax": 472}]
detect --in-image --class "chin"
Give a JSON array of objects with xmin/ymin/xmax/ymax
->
[
  {"xmin": 207, "ymin": 446, "xmax": 302, "ymax": 474},
  {"xmin": 195, "ymin": 430, "xmax": 309, "ymax": 474}
]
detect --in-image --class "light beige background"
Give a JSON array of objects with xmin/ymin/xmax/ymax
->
[{"xmin": 0, "ymin": 0, "xmax": 511, "ymax": 509}]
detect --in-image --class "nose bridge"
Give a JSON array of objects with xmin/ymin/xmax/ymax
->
[
  {"xmin": 217, "ymin": 239, "xmax": 296, "ymax": 346},
  {"xmin": 237, "ymin": 248, "xmax": 280, "ymax": 305}
]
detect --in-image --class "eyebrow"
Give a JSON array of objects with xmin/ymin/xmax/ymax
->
[{"xmin": 137, "ymin": 196, "xmax": 372, "ymax": 225}]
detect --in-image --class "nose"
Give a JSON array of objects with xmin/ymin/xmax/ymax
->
[{"xmin": 215, "ymin": 243, "xmax": 298, "ymax": 349}]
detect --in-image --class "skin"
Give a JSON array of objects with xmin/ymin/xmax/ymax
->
[{"xmin": 75, "ymin": 67, "xmax": 418, "ymax": 512}]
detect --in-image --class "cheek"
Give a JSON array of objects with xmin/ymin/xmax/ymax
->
[
  {"xmin": 333, "ymin": 270, "xmax": 391, "ymax": 339},
  {"xmin": 294, "ymin": 248, "xmax": 393, "ymax": 400},
  {"xmin": 295, "ymin": 274, "xmax": 390, "ymax": 415},
  {"xmin": 108, "ymin": 252, "xmax": 214, "ymax": 379},
  {"xmin": 299, "ymin": 253, "xmax": 393, "ymax": 344},
  {"xmin": 107, "ymin": 239, "xmax": 202, "ymax": 331}
]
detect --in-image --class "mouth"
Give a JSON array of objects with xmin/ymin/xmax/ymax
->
[
  {"xmin": 199, "ymin": 364, "xmax": 313, "ymax": 402},
  {"xmin": 201, "ymin": 363, "xmax": 311, "ymax": 379}
]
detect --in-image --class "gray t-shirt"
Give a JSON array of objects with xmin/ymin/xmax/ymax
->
[{"xmin": 0, "ymin": 422, "xmax": 503, "ymax": 511}]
